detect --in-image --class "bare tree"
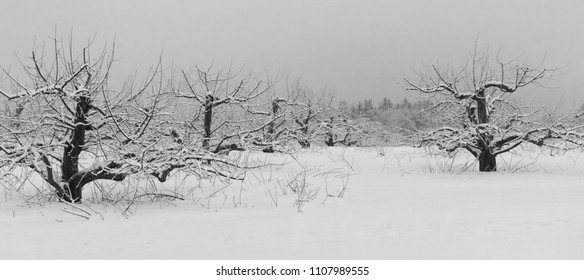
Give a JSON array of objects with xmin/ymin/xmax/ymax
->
[
  {"xmin": 177, "ymin": 66, "xmax": 281, "ymax": 154},
  {"xmin": 293, "ymin": 100, "xmax": 318, "ymax": 148},
  {"xmin": 258, "ymin": 97, "xmax": 290, "ymax": 152},
  {"xmin": 323, "ymin": 116, "xmax": 360, "ymax": 147},
  {"xmin": 0, "ymin": 37, "xmax": 244, "ymax": 203},
  {"xmin": 286, "ymin": 81, "xmax": 335, "ymax": 148},
  {"xmin": 403, "ymin": 46, "xmax": 581, "ymax": 171}
]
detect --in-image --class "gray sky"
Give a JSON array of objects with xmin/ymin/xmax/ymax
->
[{"xmin": 1, "ymin": 0, "xmax": 583, "ymax": 110}]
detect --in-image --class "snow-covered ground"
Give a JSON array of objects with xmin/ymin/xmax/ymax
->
[{"xmin": 1, "ymin": 146, "xmax": 583, "ymax": 259}]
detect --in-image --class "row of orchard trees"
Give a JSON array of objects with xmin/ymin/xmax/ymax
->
[
  {"xmin": 0, "ymin": 38, "xmax": 365, "ymax": 203},
  {"xmin": 4, "ymin": 36, "xmax": 579, "ymax": 206}
]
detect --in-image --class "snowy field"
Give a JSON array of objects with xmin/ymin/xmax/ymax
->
[{"xmin": 1, "ymin": 146, "xmax": 583, "ymax": 259}]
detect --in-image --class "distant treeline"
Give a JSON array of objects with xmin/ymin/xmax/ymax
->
[{"xmin": 338, "ymin": 97, "xmax": 440, "ymax": 138}]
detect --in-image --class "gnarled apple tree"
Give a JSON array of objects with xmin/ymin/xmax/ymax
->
[{"xmin": 404, "ymin": 48, "xmax": 582, "ymax": 171}]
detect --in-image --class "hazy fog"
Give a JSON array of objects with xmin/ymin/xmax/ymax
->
[{"xmin": 1, "ymin": 0, "xmax": 583, "ymax": 111}]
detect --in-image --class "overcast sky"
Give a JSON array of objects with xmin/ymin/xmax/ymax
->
[{"xmin": 1, "ymin": 0, "xmax": 583, "ymax": 110}]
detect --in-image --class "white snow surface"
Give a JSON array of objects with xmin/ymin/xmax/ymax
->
[{"xmin": 1, "ymin": 146, "xmax": 583, "ymax": 259}]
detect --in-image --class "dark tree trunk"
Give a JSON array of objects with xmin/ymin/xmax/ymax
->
[
  {"xmin": 298, "ymin": 139, "xmax": 310, "ymax": 148},
  {"xmin": 263, "ymin": 99, "xmax": 280, "ymax": 153},
  {"xmin": 325, "ymin": 132, "xmax": 334, "ymax": 147},
  {"xmin": 202, "ymin": 95, "xmax": 213, "ymax": 150},
  {"xmin": 475, "ymin": 89, "xmax": 496, "ymax": 172},
  {"xmin": 324, "ymin": 119, "xmax": 335, "ymax": 146},
  {"xmin": 62, "ymin": 182, "xmax": 83, "ymax": 203},
  {"xmin": 266, "ymin": 99, "xmax": 279, "ymax": 135},
  {"xmin": 296, "ymin": 105, "xmax": 314, "ymax": 148},
  {"xmin": 478, "ymin": 148, "xmax": 497, "ymax": 172},
  {"xmin": 60, "ymin": 96, "xmax": 91, "ymax": 203},
  {"xmin": 476, "ymin": 89, "xmax": 489, "ymax": 124},
  {"xmin": 296, "ymin": 120, "xmax": 311, "ymax": 148},
  {"xmin": 56, "ymin": 98, "xmax": 128, "ymax": 203}
]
